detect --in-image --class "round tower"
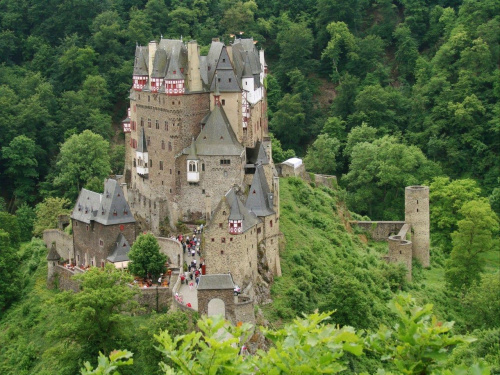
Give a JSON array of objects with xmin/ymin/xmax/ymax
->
[{"xmin": 405, "ymin": 186, "xmax": 430, "ymax": 267}]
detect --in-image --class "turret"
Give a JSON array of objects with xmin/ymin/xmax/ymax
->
[
  {"xmin": 136, "ymin": 127, "xmax": 149, "ymax": 176},
  {"xmin": 187, "ymin": 139, "xmax": 200, "ymax": 183},
  {"xmin": 405, "ymin": 186, "xmax": 430, "ymax": 267}
]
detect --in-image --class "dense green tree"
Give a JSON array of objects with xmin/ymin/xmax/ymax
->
[
  {"xmin": 0, "ymin": 212, "xmax": 21, "ymax": 249},
  {"xmin": 343, "ymin": 123, "xmax": 377, "ymax": 158},
  {"xmin": 53, "ymin": 130, "xmax": 111, "ymax": 200},
  {"xmin": 0, "ymin": 229, "xmax": 20, "ymax": 314},
  {"xmin": 445, "ymin": 199, "xmax": 499, "ymax": 291},
  {"xmin": 2, "ymin": 135, "xmax": 38, "ymax": 203},
  {"xmin": 462, "ymin": 273, "xmax": 500, "ymax": 330},
  {"xmin": 144, "ymin": 0, "xmax": 169, "ymax": 37},
  {"xmin": 128, "ymin": 233, "xmax": 167, "ymax": 279},
  {"xmin": 58, "ymin": 46, "xmax": 98, "ymax": 90},
  {"xmin": 127, "ymin": 8, "xmax": 153, "ymax": 46},
  {"xmin": 429, "ymin": 177, "xmax": 482, "ymax": 252},
  {"xmin": 269, "ymin": 93, "xmax": 306, "ymax": 152},
  {"xmin": 275, "ymin": 20, "xmax": 314, "ymax": 83},
  {"xmin": 55, "ymin": 264, "xmax": 139, "ymax": 358},
  {"xmin": 166, "ymin": 7, "xmax": 197, "ymax": 39},
  {"xmin": 33, "ymin": 197, "xmax": 71, "ymax": 237},
  {"xmin": 15, "ymin": 203, "xmax": 36, "ymax": 242},
  {"xmin": 304, "ymin": 134, "xmax": 340, "ymax": 175},
  {"xmin": 343, "ymin": 136, "xmax": 440, "ymax": 219},
  {"xmin": 220, "ymin": 1, "xmax": 257, "ymax": 35},
  {"xmin": 110, "ymin": 145, "xmax": 126, "ymax": 175},
  {"xmin": 269, "ymin": 134, "xmax": 295, "ymax": 163},
  {"xmin": 393, "ymin": 24, "xmax": 419, "ymax": 82}
]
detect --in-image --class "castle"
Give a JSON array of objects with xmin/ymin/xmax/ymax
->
[{"xmin": 120, "ymin": 37, "xmax": 281, "ymax": 291}]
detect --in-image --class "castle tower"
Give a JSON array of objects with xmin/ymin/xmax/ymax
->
[
  {"xmin": 47, "ymin": 242, "xmax": 61, "ymax": 288},
  {"xmin": 405, "ymin": 186, "xmax": 430, "ymax": 267}
]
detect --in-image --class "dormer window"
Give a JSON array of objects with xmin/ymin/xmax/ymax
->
[
  {"xmin": 173, "ymin": 70, "xmax": 176, "ymax": 74},
  {"xmin": 124, "ymin": 209, "xmax": 128, "ymax": 215},
  {"xmin": 113, "ymin": 210, "xmax": 117, "ymax": 216}
]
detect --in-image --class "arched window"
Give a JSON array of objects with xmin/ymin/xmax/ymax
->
[{"xmin": 189, "ymin": 161, "xmax": 197, "ymax": 172}]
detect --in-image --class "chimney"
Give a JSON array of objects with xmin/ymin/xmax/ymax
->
[
  {"xmin": 148, "ymin": 40, "xmax": 157, "ymax": 83},
  {"xmin": 188, "ymin": 40, "xmax": 202, "ymax": 92}
]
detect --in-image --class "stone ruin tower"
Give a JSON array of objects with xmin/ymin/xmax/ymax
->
[{"xmin": 405, "ymin": 185, "xmax": 430, "ymax": 267}]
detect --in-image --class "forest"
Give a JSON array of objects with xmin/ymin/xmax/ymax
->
[{"xmin": 0, "ymin": 0, "xmax": 499, "ymax": 373}]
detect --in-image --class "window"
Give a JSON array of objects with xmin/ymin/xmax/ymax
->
[
  {"xmin": 219, "ymin": 223, "xmax": 223, "ymax": 228},
  {"xmin": 202, "ymin": 189, "xmax": 205, "ymax": 194},
  {"xmin": 159, "ymin": 161, "xmax": 163, "ymax": 170},
  {"xmin": 270, "ymin": 220, "xmax": 273, "ymax": 227},
  {"xmin": 148, "ymin": 95, "xmax": 150, "ymax": 102},
  {"xmin": 178, "ymin": 170, "xmax": 180, "ymax": 175},
  {"xmin": 228, "ymin": 78, "xmax": 231, "ymax": 83},
  {"xmin": 86, "ymin": 225, "xmax": 89, "ymax": 231},
  {"xmin": 156, "ymin": 120, "xmax": 159, "ymax": 129},
  {"xmin": 165, "ymin": 121, "xmax": 168, "ymax": 130},
  {"xmin": 222, "ymin": 99, "xmax": 225, "ymax": 105},
  {"xmin": 75, "ymin": 221, "xmax": 78, "ymax": 226},
  {"xmin": 188, "ymin": 161, "xmax": 197, "ymax": 172},
  {"xmin": 149, "ymin": 159, "xmax": 153, "ymax": 168},
  {"xmin": 99, "ymin": 239, "xmax": 104, "ymax": 246},
  {"xmin": 221, "ymin": 238, "xmax": 226, "ymax": 243},
  {"xmin": 257, "ymin": 227, "xmax": 261, "ymax": 234},
  {"xmin": 168, "ymin": 142, "xmax": 172, "ymax": 151},
  {"xmin": 230, "ymin": 238, "xmax": 233, "ymax": 242},
  {"xmin": 220, "ymin": 159, "xmax": 230, "ymax": 165},
  {"xmin": 147, "ymin": 136, "xmax": 151, "ymax": 146},
  {"xmin": 170, "ymin": 169, "xmax": 172, "ymax": 174},
  {"xmin": 141, "ymin": 117, "xmax": 144, "ymax": 127},
  {"xmin": 202, "ymin": 163, "xmax": 205, "ymax": 171},
  {"xmin": 211, "ymin": 238, "xmax": 214, "ymax": 242},
  {"xmin": 218, "ymin": 78, "xmax": 221, "ymax": 82},
  {"xmin": 222, "ymin": 58, "xmax": 226, "ymax": 62},
  {"xmin": 162, "ymin": 140, "xmax": 165, "ymax": 150},
  {"xmin": 113, "ymin": 210, "xmax": 117, "ymax": 216},
  {"xmin": 148, "ymin": 118, "xmax": 151, "ymax": 128}
]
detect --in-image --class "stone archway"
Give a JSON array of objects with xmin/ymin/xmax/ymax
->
[{"xmin": 207, "ymin": 298, "xmax": 226, "ymax": 317}]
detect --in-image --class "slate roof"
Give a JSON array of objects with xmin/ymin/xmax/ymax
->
[
  {"xmin": 183, "ymin": 104, "xmax": 243, "ymax": 156},
  {"xmin": 133, "ymin": 45, "xmax": 149, "ymax": 76},
  {"xmin": 197, "ymin": 274, "xmax": 235, "ymax": 290},
  {"xmin": 231, "ymin": 39, "xmax": 262, "ymax": 88},
  {"xmin": 71, "ymin": 179, "xmax": 135, "ymax": 226},
  {"xmin": 107, "ymin": 233, "xmax": 131, "ymax": 263},
  {"xmin": 245, "ymin": 165, "xmax": 275, "ymax": 217},
  {"xmin": 147, "ymin": 39, "xmax": 188, "ymax": 81},
  {"xmin": 206, "ymin": 41, "xmax": 224, "ymax": 84},
  {"xmin": 225, "ymin": 188, "xmax": 259, "ymax": 233},
  {"xmin": 151, "ymin": 48, "xmax": 167, "ymax": 78},
  {"xmin": 47, "ymin": 243, "xmax": 61, "ymax": 261},
  {"xmin": 210, "ymin": 68, "xmax": 240, "ymax": 92},
  {"xmin": 246, "ymin": 141, "xmax": 269, "ymax": 165},
  {"xmin": 137, "ymin": 127, "xmax": 148, "ymax": 153}
]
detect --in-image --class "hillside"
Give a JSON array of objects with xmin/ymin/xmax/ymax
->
[{"xmin": 2, "ymin": 178, "xmax": 497, "ymax": 374}]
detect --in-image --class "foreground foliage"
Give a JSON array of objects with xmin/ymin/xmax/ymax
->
[{"xmin": 83, "ymin": 295, "xmax": 486, "ymax": 375}]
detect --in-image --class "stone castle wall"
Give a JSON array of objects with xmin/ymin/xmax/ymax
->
[
  {"xmin": 203, "ymin": 202, "xmax": 260, "ymax": 286},
  {"xmin": 43, "ymin": 229, "xmax": 74, "ymax": 261},
  {"xmin": 126, "ymin": 91, "xmax": 210, "ymax": 229},
  {"xmin": 351, "ymin": 221, "xmax": 406, "ymax": 241},
  {"xmin": 176, "ymin": 153, "xmax": 245, "ymax": 222},
  {"xmin": 157, "ymin": 237, "xmax": 183, "ymax": 267}
]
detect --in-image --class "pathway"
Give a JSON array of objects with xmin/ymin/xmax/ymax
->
[{"xmin": 177, "ymin": 237, "xmax": 202, "ymax": 311}]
